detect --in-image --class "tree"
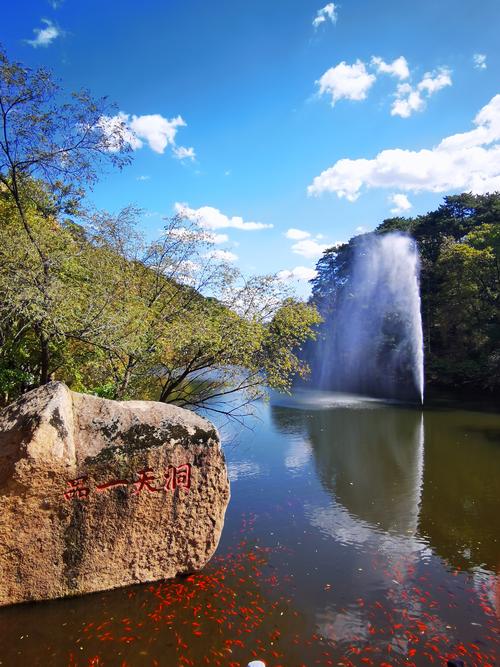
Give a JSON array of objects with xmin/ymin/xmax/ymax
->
[
  {"xmin": 307, "ymin": 192, "xmax": 500, "ymax": 394},
  {"xmin": 434, "ymin": 224, "xmax": 500, "ymax": 387},
  {"xmin": 0, "ymin": 47, "xmax": 322, "ymax": 416},
  {"xmin": 0, "ymin": 192, "xmax": 321, "ymax": 416},
  {"xmin": 0, "ymin": 46, "xmax": 131, "ymax": 384},
  {"xmin": 0, "ymin": 47, "xmax": 130, "ymax": 210},
  {"xmin": 68, "ymin": 215, "xmax": 322, "ymax": 420}
]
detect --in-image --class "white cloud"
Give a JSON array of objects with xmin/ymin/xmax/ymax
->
[
  {"xmin": 207, "ymin": 232, "xmax": 229, "ymax": 244},
  {"xmin": 164, "ymin": 227, "xmax": 201, "ymax": 241},
  {"xmin": 99, "ymin": 112, "xmax": 192, "ymax": 157},
  {"xmin": 136, "ymin": 175, "xmax": 150, "ymax": 181},
  {"xmin": 128, "ymin": 114, "xmax": 185, "ymax": 153},
  {"xmin": 176, "ymin": 260, "xmax": 200, "ymax": 286},
  {"xmin": 371, "ymin": 56, "xmax": 409, "ymax": 80},
  {"xmin": 313, "ymin": 3, "xmax": 337, "ymax": 28},
  {"xmin": 418, "ymin": 68, "xmax": 452, "ymax": 95},
  {"xmin": 165, "ymin": 227, "xmax": 229, "ymax": 246},
  {"xmin": 173, "ymin": 145, "xmax": 196, "ymax": 161},
  {"xmin": 291, "ymin": 238, "xmax": 328, "ymax": 259},
  {"xmin": 26, "ymin": 19, "xmax": 60, "ymax": 47},
  {"xmin": 205, "ymin": 249, "xmax": 238, "ymax": 263},
  {"xmin": 167, "ymin": 228, "xmax": 229, "ymax": 244},
  {"xmin": 389, "ymin": 193, "xmax": 412, "ymax": 214},
  {"xmin": 97, "ymin": 112, "xmax": 143, "ymax": 151},
  {"xmin": 278, "ymin": 266, "xmax": 318, "ymax": 281},
  {"xmin": 355, "ymin": 225, "xmax": 367, "ymax": 234},
  {"xmin": 285, "ymin": 228, "xmax": 311, "ymax": 240},
  {"xmin": 174, "ymin": 203, "xmax": 273, "ymax": 231},
  {"xmin": 473, "ymin": 53, "xmax": 487, "ymax": 70},
  {"xmin": 317, "ymin": 60, "xmax": 376, "ymax": 105},
  {"xmin": 308, "ymin": 94, "xmax": 500, "ymax": 200},
  {"xmin": 391, "ymin": 68, "xmax": 452, "ymax": 118},
  {"xmin": 391, "ymin": 84, "xmax": 425, "ymax": 118},
  {"xmin": 317, "ymin": 57, "xmax": 450, "ymax": 116}
]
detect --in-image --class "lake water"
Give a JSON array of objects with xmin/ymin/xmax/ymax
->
[{"xmin": 0, "ymin": 391, "xmax": 499, "ymax": 666}]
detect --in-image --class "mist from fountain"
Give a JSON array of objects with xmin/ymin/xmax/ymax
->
[{"xmin": 319, "ymin": 232, "xmax": 424, "ymax": 403}]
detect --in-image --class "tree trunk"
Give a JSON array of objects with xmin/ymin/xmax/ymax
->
[
  {"xmin": 40, "ymin": 334, "xmax": 50, "ymax": 385},
  {"xmin": 159, "ymin": 382, "xmax": 172, "ymax": 403},
  {"xmin": 116, "ymin": 357, "xmax": 134, "ymax": 399}
]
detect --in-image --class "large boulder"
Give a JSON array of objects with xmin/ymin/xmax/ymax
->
[{"xmin": 0, "ymin": 382, "xmax": 230, "ymax": 606}]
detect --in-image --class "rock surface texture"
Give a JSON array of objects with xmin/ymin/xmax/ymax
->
[{"xmin": 0, "ymin": 382, "xmax": 230, "ymax": 606}]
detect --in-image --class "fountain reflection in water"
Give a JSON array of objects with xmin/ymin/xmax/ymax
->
[
  {"xmin": 270, "ymin": 396, "xmax": 425, "ymax": 539},
  {"xmin": 318, "ymin": 233, "xmax": 424, "ymax": 402}
]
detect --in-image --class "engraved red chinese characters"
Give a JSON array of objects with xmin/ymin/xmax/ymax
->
[
  {"xmin": 132, "ymin": 468, "xmax": 162, "ymax": 494},
  {"xmin": 64, "ymin": 476, "xmax": 90, "ymax": 500},
  {"xmin": 96, "ymin": 479, "xmax": 129, "ymax": 493},
  {"xmin": 63, "ymin": 463, "xmax": 193, "ymax": 500},
  {"xmin": 165, "ymin": 463, "xmax": 191, "ymax": 491}
]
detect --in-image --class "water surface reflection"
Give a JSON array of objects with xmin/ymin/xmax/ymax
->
[
  {"xmin": 0, "ymin": 392, "xmax": 498, "ymax": 666},
  {"xmin": 272, "ymin": 402, "xmax": 424, "ymax": 536}
]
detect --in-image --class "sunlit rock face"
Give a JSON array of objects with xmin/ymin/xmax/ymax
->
[{"xmin": 0, "ymin": 382, "xmax": 229, "ymax": 607}]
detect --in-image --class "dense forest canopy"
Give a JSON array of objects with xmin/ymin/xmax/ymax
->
[{"xmin": 309, "ymin": 192, "xmax": 500, "ymax": 394}]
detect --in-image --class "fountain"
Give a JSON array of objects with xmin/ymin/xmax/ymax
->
[{"xmin": 316, "ymin": 232, "xmax": 424, "ymax": 402}]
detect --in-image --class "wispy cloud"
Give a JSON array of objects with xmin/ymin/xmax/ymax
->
[
  {"xmin": 473, "ymin": 53, "xmax": 487, "ymax": 70},
  {"xmin": 418, "ymin": 68, "xmax": 452, "ymax": 95},
  {"xmin": 26, "ymin": 19, "xmax": 61, "ymax": 48},
  {"xmin": 136, "ymin": 175, "xmax": 150, "ymax": 181},
  {"xmin": 291, "ymin": 238, "xmax": 328, "ymax": 260},
  {"xmin": 285, "ymin": 228, "xmax": 310, "ymax": 240},
  {"xmin": 308, "ymin": 94, "xmax": 500, "ymax": 200},
  {"xmin": 173, "ymin": 145, "xmax": 196, "ymax": 161},
  {"xmin": 313, "ymin": 3, "xmax": 337, "ymax": 28}
]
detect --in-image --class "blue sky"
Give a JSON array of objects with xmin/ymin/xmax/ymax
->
[{"xmin": 3, "ymin": 0, "xmax": 500, "ymax": 295}]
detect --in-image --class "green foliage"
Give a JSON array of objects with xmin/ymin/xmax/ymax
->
[
  {"xmin": 260, "ymin": 299, "xmax": 321, "ymax": 393},
  {"xmin": 0, "ymin": 179, "xmax": 320, "ymax": 414},
  {"xmin": 0, "ymin": 45, "xmax": 323, "ymax": 414},
  {"xmin": 310, "ymin": 192, "xmax": 500, "ymax": 394},
  {"xmin": 0, "ymin": 45, "xmax": 131, "ymax": 212}
]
